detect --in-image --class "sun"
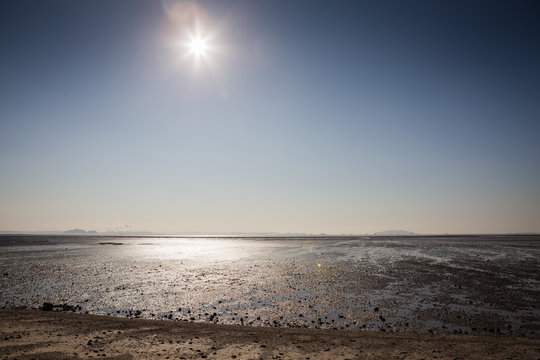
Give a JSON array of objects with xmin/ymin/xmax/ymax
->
[
  {"xmin": 176, "ymin": 26, "xmax": 217, "ymax": 69},
  {"xmin": 187, "ymin": 35, "xmax": 208, "ymax": 57}
]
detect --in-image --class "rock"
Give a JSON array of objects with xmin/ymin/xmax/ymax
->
[
  {"xmin": 42, "ymin": 302, "xmax": 54, "ymax": 311},
  {"xmin": 61, "ymin": 304, "xmax": 76, "ymax": 312}
]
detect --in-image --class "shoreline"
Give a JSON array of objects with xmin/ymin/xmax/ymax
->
[{"xmin": 1, "ymin": 310, "xmax": 539, "ymax": 359}]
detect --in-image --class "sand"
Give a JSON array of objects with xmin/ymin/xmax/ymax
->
[{"xmin": 1, "ymin": 310, "xmax": 539, "ymax": 359}]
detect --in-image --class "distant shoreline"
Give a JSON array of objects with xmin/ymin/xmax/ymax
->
[
  {"xmin": 1, "ymin": 232, "xmax": 539, "ymax": 238},
  {"xmin": 1, "ymin": 309, "xmax": 539, "ymax": 359}
]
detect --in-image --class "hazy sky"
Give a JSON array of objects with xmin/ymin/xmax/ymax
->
[{"xmin": 1, "ymin": 0, "xmax": 539, "ymax": 234}]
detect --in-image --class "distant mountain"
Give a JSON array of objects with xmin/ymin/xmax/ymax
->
[
  {"xmin": 373, "ymin": 230, "xmax": 416, "ymax": 236},
  {"xmin": 64, "ymin": 229, "xmax": 97, "ymax": 234}
]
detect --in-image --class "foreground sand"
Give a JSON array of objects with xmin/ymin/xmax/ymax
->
[{"xmin": 1, "ymin": 310, "xmax": 539, "ymax": 359}]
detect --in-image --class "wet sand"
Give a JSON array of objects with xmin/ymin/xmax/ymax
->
[
  {"xmin": 1, "ymin": 235, "xmax": 539, "ymax": 338},
  {"xmin": 1, "ymin": 309, "xmax": 539, "ymax": 359}
]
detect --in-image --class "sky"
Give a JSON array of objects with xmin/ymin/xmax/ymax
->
[{"xmin": 1, "ymin": 0, "xmax": 539, "ymax": 234}]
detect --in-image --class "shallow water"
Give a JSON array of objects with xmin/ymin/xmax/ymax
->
[{"xmin": 1, "ymin": 235, "xmax": 539, "ymax": 337}]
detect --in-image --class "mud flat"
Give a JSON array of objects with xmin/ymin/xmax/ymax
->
[
  {"xmin": 1, "ymin": 309, "xmax": 539, "ymax": 359},
  {"xmin": 1, "ymin": 235, "xmax": 539, "ymax": 338}
]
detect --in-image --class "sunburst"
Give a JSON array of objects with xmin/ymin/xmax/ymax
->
[{"xmin": 187, "ymin": 35, "xmax": 208, "ymax": 57}]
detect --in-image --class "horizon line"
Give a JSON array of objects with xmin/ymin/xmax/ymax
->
[{"xmin": 0, "ymin": 230, "xmax": 538, "ymax": 237}]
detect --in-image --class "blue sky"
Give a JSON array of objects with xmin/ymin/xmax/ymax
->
[{"xmin": 1, "ymin": 0, "xmax": 539, "ymax": 234}]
